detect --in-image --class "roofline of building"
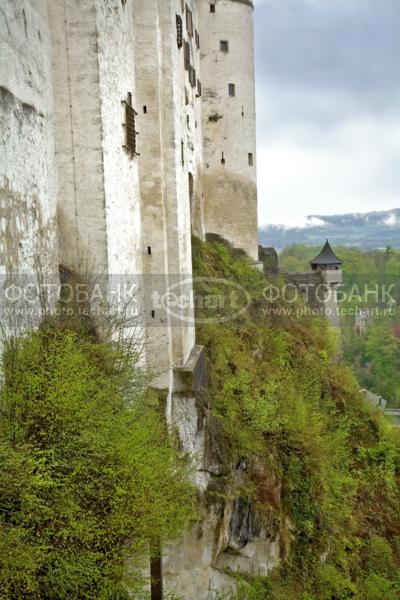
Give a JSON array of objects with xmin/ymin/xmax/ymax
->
[{"xmin": 228, "ymin": 0, "xmax": 254, "ymax": 10}]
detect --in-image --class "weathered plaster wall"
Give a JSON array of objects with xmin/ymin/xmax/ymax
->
[
  {"xmin": 48, "ymin": 0, "xmax": 108, "ymax": 274},
  {"xmin": 199, "ymin": 0, "xmax": 258, "ymax": 260},
  {"xmin": 133, "ymin": 0, "xmax": 203, "ymax": 388},
  {"xmin": 95, "ymin": 0, "xmax": 143, "ymax": 280},
  {"xmin": 0, "ymin": 0, "xmax": 58, "ymax": 276}
]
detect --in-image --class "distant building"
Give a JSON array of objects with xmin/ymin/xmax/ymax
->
[
  {"xmin": 258, "ymin": 246, "xmax": 278, "ymax": 277},
  {"xmin": 285, "ymin": 240, "xmax": 343, "ymax": 330}
]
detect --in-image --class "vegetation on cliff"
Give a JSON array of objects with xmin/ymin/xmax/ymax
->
[
  {"xmin": 0, "ymin": 318, "xmax": 195, "ymax": 599},
  {"xmin": 192, "ymin": 238, "xmax": 400, "ymax": 600}
]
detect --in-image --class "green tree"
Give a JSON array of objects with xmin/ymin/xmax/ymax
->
[{"xmin": 0, "ymin": 323, "xmax": 195, "ymax": 599}]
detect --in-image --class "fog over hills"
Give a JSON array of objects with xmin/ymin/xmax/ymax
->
[{"xmin": 259, "ymin": 209, "xmax": 400, "ymax": 250}]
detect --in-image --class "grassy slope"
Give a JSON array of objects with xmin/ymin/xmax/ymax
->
[{"xmin": 192, "ymin": 238, "xmax": 400, "ymax": 600}]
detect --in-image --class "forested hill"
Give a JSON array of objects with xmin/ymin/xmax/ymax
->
[{"xmin": 259, "ymin": 208, "xmax": 400, "ymax": 250}]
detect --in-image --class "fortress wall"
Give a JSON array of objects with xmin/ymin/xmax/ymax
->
[
  {"xmin": 95, "ymin": 0, "xmax": 143, "ymax": 280},
  {"xmin": 199, "ymin": 0, "xmax": 258, "ymax": 260},
  {"xmin": 48, "ymin": 0, "xmax": 109, "ymax": 273},
  {"xmin": 0, "ymin": 0, "xmax": 58, "ymax": 277},
  {"xmin": 133, "ymin": 0, "xmax": 204, "ymax": 383}
]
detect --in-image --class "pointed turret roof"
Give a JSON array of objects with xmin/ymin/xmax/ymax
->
[{"xmin": 310, "ymin": 240, "xmax": 342, "ymax": 266}]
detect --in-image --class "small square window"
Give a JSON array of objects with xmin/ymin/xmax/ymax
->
[
  {"xmin": 228, "ymin": 83, "xmax": 235, "ymax": 97},
  {"xmin": 220, "ymin": 40, "xmax": 229, "ymax": 52},
  {"xmin": 248, "ymin": 153, "xmax": 253, "ymax": 166},
  {"xmin": 210, "ymin": 4, "xmax": 215, "ymax": 13}
]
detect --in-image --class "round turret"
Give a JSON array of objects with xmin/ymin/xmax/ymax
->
[{"xmin": 199, "ymin": 0, "xmax": 258, "ymax": 260}]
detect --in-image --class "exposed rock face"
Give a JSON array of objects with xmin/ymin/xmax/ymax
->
[{"xmin": 165, "ymin": 392, "xmax": 287, "ymax": 599}]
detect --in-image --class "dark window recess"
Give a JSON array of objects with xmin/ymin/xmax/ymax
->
[
  {"xmin": 185, "ymin": 86, "xmax": 189, "ymax": 105},
  {"xmin": 151, "ymin": 310, "xmax": 155, "ymax": 319},
  {"xmin": 220, "ymin": 40, "xmax": 228, "ymax": 52},
  {"xmin": 221, "ymin": 152, "xmax": 225, "ymax": 165},
  {"xmin": 186, "ymin": 5, "xmax": 193, "ymax": 37},
  {"xmin": 176, "ymin": 15, "xmax": 183, "ymax": 48},
  {"xmin": 197, "ymin": 79, "xmax": 202, "ymax": 97},
  {"xmin": 210, "ymin": 4, "xmax": 215, "ymax": 13},
  {"xmin": 147, "ymin": 246, "xmax": 152, "ymax": 255},
  {"xmin": 241, "ymin": 105, "xmax": 244, "ymax": 117},
  {"xmin": 143, "ymin": 105, "xmax": 147, "ymax": 113},
  {"xmin": 187, "ymin": 114, "xmax": 190, "ymax": 126},
  {"xmin": 184, "ymin": 41, "xmax": 190, "ymax": 70},
  {"xmin": 228, "ymin": 83, "xmax": 235, "ymax": 97},
  {"xmin": 122, "ymin": 94, "xmax": 139, "ymax": 157},
  {"xmin": 189, "ymin": 66, "xmax": 196, "ymax": 88},
  {"xmin": 195, "ymin": 30, "xmax": 200, "ymax": 48},
  {"xmin": 181, "ymin": 140, "xmax": 185, "ymax": 166},
  {"xmin": 248, "ymin": 152, "xmax": 253, "ymax": 166}
]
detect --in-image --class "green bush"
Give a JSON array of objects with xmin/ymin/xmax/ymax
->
[{"xmin": 0, "ymin": 322, "xmax": 195, "ymax": 598}]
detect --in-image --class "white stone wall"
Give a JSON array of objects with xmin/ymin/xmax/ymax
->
[
  {"xmin": 95, "ymin": 0, "xmax": 143, "ymax": 280},
  {"xmin": 133, "ymin": 0, "xmax": 203, "ymax": 385},
  {"xmin": 0, "ymin": 0, "xmax": 58, "ymax": 276},
  {"xmin": 199, "ymin": 0, "xmax": 258, "ymax": 260},
  {"xmin": 48, "ymin": 0, "xmax": 109, "ymax": 274}
]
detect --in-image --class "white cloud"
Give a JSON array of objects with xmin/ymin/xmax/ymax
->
[
  {"xmin": 384, "ymin": 214, "xmax": 398, "ymax": 226},
  {"xmin": 257, "ymin": 116, "xmax": 400, "ymax": 226}
]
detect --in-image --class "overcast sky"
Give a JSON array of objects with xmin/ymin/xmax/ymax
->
[{"xmin": 254, "ymin": 0, "xmax": 400, "ymax": 226}]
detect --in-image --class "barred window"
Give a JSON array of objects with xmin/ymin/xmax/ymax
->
[
  {"xmin": 176, "ymin": 15, "xmax": 183, "ymax": 48},
  {"xmin": 122, "ymin": 94, "xmax": 138, "ymax": 157},
  {"xmin": 228, "ymin": 83, "xmax": 235, "ymax": 97}
]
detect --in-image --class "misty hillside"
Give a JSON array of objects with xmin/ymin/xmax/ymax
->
[{"xmin": 259, "ymin": 208, "xmax": 400, "ymax": 250}]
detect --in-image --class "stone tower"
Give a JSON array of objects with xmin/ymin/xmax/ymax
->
[
  {"xmin": 199, "ymin": 0, "xmax": 258, "ymax": 260},
  {"xmin": 310, "ymin": 240, "xmax": 343, "ymax": 329}
]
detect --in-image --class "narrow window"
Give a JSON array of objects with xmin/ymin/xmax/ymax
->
[
  {"xmin": 221, "ymin": 152, "xmax": 225, "ymax": 165},
  {"xmin": 184, "ymin": 40, "xmax": 190, "ymax": 70},
  {"xmin": 151, "ymin": 310, "xmax": 155, "ymax": 319},
  {"xmin": 123, "ymin": 93, "xmax": 138, "ymax": 157},
  {"xmin": 220, "ymin": 40, "xmax": 229, "ymax": 53},
  {"xmin": 181, "ymin": 140, "xmax": 185, "ymax": 166},
  {"xmin": 210, "ymin": 4, "xmax": 215, "ymax": 13},
  {"xmin": 189, "ymin": 66, "xmax": 196, "ymax": 88},
  {"xmin": 143, "ymin": 105, "xmax": 147, "ymax": 113},
  {"xmin": 147, "ymin": 246, "xmax": 152, "ymax": 255},
  {"xmin": 195, "ymin": 30, "xmax": 200, "ymax": 49},
  {"xmin": 241, "ymin": 105, "xmax": 244, "ymax": 117},
  {"xmin": 185, "ymin": 87, "xmax": 189, "ymax": 105},
  {"xmin": 185, "ymin": 5, "xmax": 193, "ymax": 37},
  {"xmin": 228, "ymin": 83, "xmax": 235, "ymax": 97},
  {"xmin": 176, "ymin": 14, "xmax": 183, "ymax": 48},
  {"xmin": 197, "ymin": 79, "xmax": 202, "ymax": 97},
  {"xmin": 187, "ymin": 114, "xmax": 190, "ymax": 127},
  {"xmin": 248, "ymin": 153, "xmax": 253, "ymax": 166}
]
